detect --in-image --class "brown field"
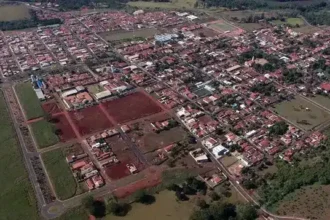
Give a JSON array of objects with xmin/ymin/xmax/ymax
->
[
  {"xmin": 52, "ymin": 114, "xmax": 77, "ymax": 142},
  {"xmin": 276, "ymin": 185, "xmax": 330, "ymax": 220},
  {"xmin": 0, "ymin": 4, "xmax": 30, "ymax": 21},
  {"xmin": 102, "ymin": 92, "xmax": 163, "ymax": 124},
  {"xmin": 69, "ymin": 105, "xmax": 113, "ymax": 136},
  {"xmin": 104, "ymin": 135, "xmax": 144, "ymax": 180},
  {"xmin": 42, "ymin": 101, "xmax": 62, "ymax": 115}
]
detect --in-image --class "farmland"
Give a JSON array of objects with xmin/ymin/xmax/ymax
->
[
  {"xmin": 0, "ymin": 4, "xmax": 31, "ymax": 21},
  {"xmin": 0, "ymin": 92, "xmax": 38, "ymax": 219},
  {"xmin": 42, "ymin": 148, "xmax": 77, "ymax": 200},
  {"xmin": 102, "ymin": 92, "xmax": 163, "ymax": 123},
  {"xmin": 271, "ymin": 96, "xmax": 330, "ymax": 131},
  {"xmin": 30, "ymin": 119, "xmax": 59, "ymax": 148},
  {"xmin": 16, "ymin": 82, "xmax": 44, "ymax": 120},
  {"xmin": 69, "ymin": 105, "xmax": 113, "ymax": 136}
]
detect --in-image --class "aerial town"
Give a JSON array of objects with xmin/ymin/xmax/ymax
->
[{"xmin": 4, "ymin": 2, "xmax": 330, "ymax": 220}]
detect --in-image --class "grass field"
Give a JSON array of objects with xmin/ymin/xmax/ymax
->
[
  {"xmin": 16, "ymin": 82, "xmax": 44, "ymax": 120},
  {"xmin": 128, "ymin": 0, "xmax": 196, "ymax": 9},
  {"xmin": 110, "ymin": 190, "xmax": 196, "ymax": 220},
  {"xmin": 30, "ymin": 119, "xmax": 59, "ymax": 148},
  {"xmin": 42, "ymin": 148, "xmax": 77, "ymax": 200},
  {"xmin": 56, "ymin": 206, "xmax": 87, "ymax": 220},
  {"xmin": 0, "ymin": 4, "xmax": 30, "ymax": 21},
  {"xmin": 311, "ymin": 95, "xmax": 330, "ymax": 110},
  {"xmin": 209, "ymin": 21, "xmax": 236, "ymax": 32},
  {"xmin": 272, "ymin": 17, "xmax": 305, "ymax": 26},
  {"xmin": 100, "ymin": 28, "xmax": 160, "ymax": 42},
  {"xmin": 276, "ymin": 185, "xmax": 330, "ymax": 219},
  {"xmin": 0, "ymin": 92, "xmax": 38, "ymax": 219},
  {"xmin": 271, "ymin": 96, "xmax": 330, "ymax": 131}
]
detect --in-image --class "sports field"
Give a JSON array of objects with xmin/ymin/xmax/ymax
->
[
  {"xmin": 30, "ymin": 119, "xmax": 59, "ymax": 148},
  {"xmin": 128, "ymin": 0, "xmax": 196, "ymax": 9},
  {"xmin": 0, "ymin": 91, "xmax": 38, "ymax": 219},
  {"xmin": 271, "ymin": 96, "xmax": 330, "ymax": 131},
  {"xmin": 42, "ymin": 148, "xmax": 77, "ymax": 200},
  {"xmin": 16, "ymin": 82, "xmax": 44, "ymax": 120},
  {"xmin": 100, "ymin": 28, "xmax": 159, "ymax": 42},
  {"xmin": 0, "ymin": 4, "xmax": 30, "ymax": 21}
]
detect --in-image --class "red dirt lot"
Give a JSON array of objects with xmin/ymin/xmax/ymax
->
[
  {"xmin": 42, "ymin": 102, "xmax": 62, "ymax": 115},
  {"xmin": 104, "ymin": 135, "xmax": 144, "ymax": 180},
  {"xmin": 102, "ymin": 92, "xmax": 163, "ymax": 124},
  {"xmin": 69, "ymin": 105, "xmax": 113, "ymax": 136},
  {"xmin": 53, "ymin": 114, "xmax": 77, "ymax": 141}
]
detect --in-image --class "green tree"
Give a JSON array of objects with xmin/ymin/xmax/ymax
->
[{"xmin": 236, "ymin": 204, "xmax": 258, "ymax": 220}]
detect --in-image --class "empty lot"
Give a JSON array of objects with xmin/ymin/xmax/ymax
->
[{"xmin": 100, "ymin": 28, "xmax": 160, "ymax": 42}]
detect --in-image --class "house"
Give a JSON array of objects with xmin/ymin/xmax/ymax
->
[{"xmin": 190, "ymin": 148, "xmax": 209, "ymax": 163}]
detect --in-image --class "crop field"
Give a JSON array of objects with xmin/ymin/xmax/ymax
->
[
  {"xmin": 16, "ymin": 82, "xmax": 44, "ymax": 120},
  {"xmin": 276, "ymin": 185, "xmax": 330, "ymax": 220},
  {"xmin": 42, "ymin": 101, "xmax": 62, "ymax": 115},
  {"xmin": 0, "ymin": 92, "xmax": 38, "ymax": 220},
  {"xmin": 52, "ymin": 114, "xmax": 77, "ymax": 142},
  {"xmin": 69, "ymin": 105, "xmax": 113, "ymax": 136},
  {"xmin": 42, "ymin": 148, "xmax": 77, "ymax": 200},
  {"xmin": 30, "ymin": 119, "xmax": 59, "ymax": 148},
  {"xmin": 102, "ymin": 92, "xmax": 163, "ymax": 124},
  {"xmin": 100, "ymin": 28, "xmax": 160, "ymax": 42},
  {"xmin": 0, "ymin": 4, "xmax": 30, "ymax": 21},
  {"xmin": 127, "ymin": 0, "xmax": 197, "ymax": 9},
  {"xmin": 271, "ymin": 96, "xmax": 330, "ymax": 131}
]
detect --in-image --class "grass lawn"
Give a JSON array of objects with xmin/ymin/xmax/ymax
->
[
  {"xmin": 128, "ymin": 0, "xmax": 196, "ymax": 9},
  {"xmin": 271, "ymin": 96, "xmax": 330, "ymax": 131},
  {"xmin": 0, "ymin": 4, "xmax": 30, "ymax": 21},
  {"xmin": 30, "ymin": 119, "xmax": 59, "ymax": 148},
  {"xmin": 109, "ymin": 190, "xmax": 196, "ymax": 220},
  {"xmin": 0, "ymin": 91, "xmax": 38, "ymax": 219},
  {"xmin": 56, "ymin": 206, "xmax": 87, "ymax": 220},
  {"xmin": 100, "ymin": 28, "xmax": 159, "ymax": 42},
  {"xmin": 42, "ymin": 148, "xmax": 77, "ymax": 200},
  {"xmin": 272, "ymin": 17, "xmax": 305, "ymax": 26},
  {"xmin": 16, "ymin": 82, "xmax": 44, "ymax": 120}
]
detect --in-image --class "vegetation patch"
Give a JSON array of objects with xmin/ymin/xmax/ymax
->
[
  {"xmin": 42, "ymin": 148, "xmax": 77, "ymax": 200},
  {"xmin": 30, "ymin": 119, "xmax": 59, "ymax": 148},
  {"xmin": 0, "ymin": 92, "xmax": 38, "ymax": 220},
  {"xmin": 128, "ymin": 0, "xmax": 197, "ymax": 9},
  {"xmin": 16, "ymin": 82, "xmax": 44, "ymax": 120},
  {"xmin": 0, "ymin": 4, "xmax": 30, "ymax": 21}
]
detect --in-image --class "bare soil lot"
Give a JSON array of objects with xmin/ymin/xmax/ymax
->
[
  {"xmin": 104, "ymin": 134, "xmax": 144, "ymax": 180},
  {"xmin": 102, "ymin": 92, "xmax": 163, "ymax": 124}
]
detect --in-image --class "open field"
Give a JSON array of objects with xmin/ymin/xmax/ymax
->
[
  {"xmin": 142, "ymin": 127, "xmax": 187, "ymax": 153},
  {"xmin": 56, "ymin": 206, "xmax": 87, "ymax": 220},
  {"xmin": 110, "ymin": 190, "xmax": 196, "ymax": 220},
  {"xmin": 69, "ymin": 105, "xmax": 113, "ymax": 136},
  {"xmin": 276, "ymin": 185, "xmax": 330, "ymax": 219},
  {"xmin": 30, "ymin": 119, "xmax": 59, "ymax": 148},
  {"xmin": 100, "ymin": 28, "xmax": 160, "ymax": 42},
  {"xmin": 0, "ymin": 92, "xmax": 38, "ymax": 219},
  {"xmin": 272, "ymin": 17, "xmax": 305, "ymax": 26},
  {"xmin": 103, "ymin": 92, "xmax": 163, "ymax": 124},
  {"xmin": 16, "ymin": 82, "xmax": 44, "ymax": 120},
  {"xmin": 128, "ymin": 0, "xmax": 197, "ymax": 9},
  {"xmin": 42, "ymin": 148, "xmax": 77, "ymax": 200},
  {"xmin": 311, "ymin": 95, "xmax": 330, "ymax": 110},
  {"xmin": 271, "ymin": 96, "xmax": 330, "ymax": 130},
  {"xmin": 0, "ymin": 4, "xmax": 30, "ymax": 21},
  {"xmin": 52, "ymin": 114, "xmax": 77, "ymax": 142}
]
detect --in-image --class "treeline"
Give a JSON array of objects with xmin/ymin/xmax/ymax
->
[
  {"xmin": 260, "ymin": 139, "xmax": 330, "ymax": 207},
  {"xmin": 0, "ymin": 9, "xmax": 62, "ymax": 31}
]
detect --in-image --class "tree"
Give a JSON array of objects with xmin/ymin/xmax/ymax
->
[
  {"xmin": 82, "ymin": 195, "xmax": 94, "ymax": 209},
  {"xmin": 196, "ymin": 199, "xmax": 208, "ymax": 209},
  {"xmin": 89, "ymin": 200, "xmax": 106, "ymax": 218},
  {"xmin": 269, "ymin": 121, "xmax": 288, "ymax": 136},
  {"xmin": 134, "ymin": 190, "xmax": 155, "ymax": 205},
  {"xmin": 106, "ymin": 201, "xmax": 130, "ymax": 216},
  {"xmin": 236, "ymin": 204, "xmax": 258, "ymax": 220},
  {"xmin": 209, "ymin": 191, "xmax": 220, "ymax": 201}
]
